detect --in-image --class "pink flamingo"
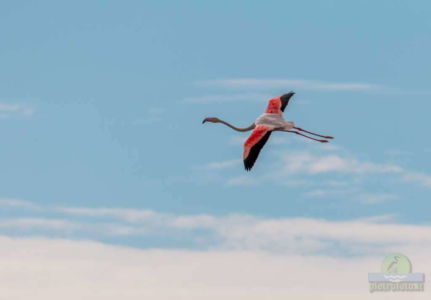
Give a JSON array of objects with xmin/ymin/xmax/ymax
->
[{"xmin": 202, "ymin": 92, "xmax": 333, "ymax": 170}]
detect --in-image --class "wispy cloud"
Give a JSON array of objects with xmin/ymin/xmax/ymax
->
[
  {"xmin": 197, "ymin": 78, "xmax": 382, "ymax": 91},
  {"xmin": 202, "ymin": 143, "xmax": 431, "ymax": 206},
  {"xmin": 305, "ymin": 188, "xmax": 398, "ymax": 205},
  {"xmin": 274, "ymin": 151, "xmax": 431, "ymax": 189},
  {"xmin": 203, "ymin": 159, "xmax": 241, "ymax": 170},
  {"xmin": 0, "ymin": 102, "xmax": 34, "ymax": 117},
  {"xmin": 0, "ymin": 198, "xmax": 41, "ymax": 210},
  {"xmin": 276, "ymin": 151, "xmax": 431, "ymax": 195},
  {"xmin": 57, "ymin": 207, "xmax": 168, "ymax": 224},
  {"xmin": 355, "ymin": 214, "xmax": 398, "ymax": 223},
  {"xmin": 305, "ymin": 188, "xmax": 359, "ymax": 198},
  {"xmin": 2, "ymin": 200, "xmax": 431, "ymax": 257},
  {"xmin": 279, "ymin": 152, "xmax": 403, "ymax": 175},
  {"xmin": 357, "ymin": 193, "xmax": 399, "ymax": 205},
  {"xmin": 403, "ymin": 172, "xmax": 431, "ymax": 187},
  {"xmin": 0, "ymin": 218, "xmax": 80, "ymax": 232}
]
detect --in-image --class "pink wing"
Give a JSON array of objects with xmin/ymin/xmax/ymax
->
[
  {"xmin": 243, "ymin": 125, "xmax": 272, "ymax": 171},
  {"xmin": 265, "ymin": 92, "xmax": 295, "ymax": 113},
  {"xmin": 264, "ymin": 96, "xmax": 282, "ymax": 114}
]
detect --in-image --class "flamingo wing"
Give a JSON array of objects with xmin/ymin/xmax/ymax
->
[
  {"xmin": 242, "ymin": 92, "xmax": 295, "ymax": 170},
  {"xmin": 243, "ymin": 125, "xmax": 272, "ymax": 171},
  {"xmin": 264, "ymin": 92, "xmax": 295, "ymax": 114},
  {"xmin": 280, "ymin": 92, "xmax": 295, "ymax": 112}
]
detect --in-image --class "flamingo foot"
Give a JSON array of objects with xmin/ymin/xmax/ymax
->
[
  {"xmin": 324, "ymin": 136, "xmax": 334, "ymax": 139},
  {"xmin": 320, "ymin": 140, "xmax": 329, "ymax": 143}
]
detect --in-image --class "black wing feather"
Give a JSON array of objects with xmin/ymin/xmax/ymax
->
[
  {"xmin": 280, "ymin": 92, "xmax": 295, "ymax": 112},
  {"xmin": 244, "ymin": 131, "xmax": 272, "ymax": 171}
]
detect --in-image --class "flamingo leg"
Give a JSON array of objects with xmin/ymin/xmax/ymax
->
[
  {"xmin": 293, "ymin": 127, "xmax": 333, "ymax": 139},
  {"xmin": 286, "ymin": 130, "xmax": 328, "ymax": 143}
]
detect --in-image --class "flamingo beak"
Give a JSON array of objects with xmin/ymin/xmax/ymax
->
[{"xmin": 202, "ymin": 118, "xmax": 207, "ymax": 124}]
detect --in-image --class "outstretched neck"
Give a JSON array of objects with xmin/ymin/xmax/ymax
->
[{"xmin": 219, "ymin": 119, "xmax": 254, "ymax": 132}]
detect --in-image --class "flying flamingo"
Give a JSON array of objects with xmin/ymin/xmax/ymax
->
[{"xmin": 202, "ymin": 92, "xmax": 333, "ymax": 170}]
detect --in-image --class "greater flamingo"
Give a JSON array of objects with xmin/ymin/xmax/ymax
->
[{"xmin": 202, "ymin": 92, "xmax": 333, "ymax": 170}]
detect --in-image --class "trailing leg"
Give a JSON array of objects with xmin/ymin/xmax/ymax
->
[
  {"xmin": 293, "ymin": 127, "xmax": 333, "ymax": 139},
  {"xmin": 286, "ymin": 130, "xmax": 328, "ymax": 143}
]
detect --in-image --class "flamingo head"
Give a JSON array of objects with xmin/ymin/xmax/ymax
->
[{"xmin": 202, "ymin": 117, "xmax": 220, "ymax": 124}]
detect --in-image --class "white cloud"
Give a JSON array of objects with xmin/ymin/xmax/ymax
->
[
  {"xmin": 0, "ymin": 102, "xmax": 34, "ymax": 117},
  {"xmin": 197, "ymin": 78, "xmax": 381, "ymax": 91},
  {"xmin": 355, "ymin": 214, "xmax": 398, "ymax": 223},
  {"xmin": 202, "ymin": 143, "xmax": 431, "ymax": 197},
  {"xmin": 0, "ymin": 236, "xmax": 429, "ymax": 300},
  {"xmin": 203, "ymin": 159, "xmax": 241, "ymax": 169},
  {"xmin": 0, "ymin": 203, "xmax": 431, "ymax": 298},
  {"xmin": 358, "ymin": 193, "xmax": 399, "ymax": 205},
  {"xmin": 305, "ymin": 188, "xmax": 359, "ymax": 198},
  {"xmin": 57, "ymin": 207, "xmax": 170, "ymax": 226},
  {"xmin": 274, "ymin": 151, "xmax": 431, "ymax": 189},
  {"xmin": 280, "ymin": 152, "xmax": 403, "ymax": 175},
  {"xmin": 305, "ymin": 189, "xmax": 399, "ymax": 205},
  {"xmin": 0, "ymin": 198, "xmax": 41, "ymax": 210},
  {"xmin": 218, "ymin": 217, "xmax": 431, "ymax": 253},
  {"xmin": 305, "ymin": 188, "xmax": 398, "ymax": 205},
  {"xmin": 56, "ymin": 206, "xmax": 219, "ymax": 232},
  {"xmin": 0, "ymin": 218, "xmax": 80, "ymax": 232},
  {"xmin": 403, "ymin": 172, "xmax": 431, "ymax": 187},
  {"xmin": 4, "ymin": 198, "xmax": 431, "ymax": 260},
  {"xmin": 3, "ymin": 201, "xmax": 431, "ymax": 257}
]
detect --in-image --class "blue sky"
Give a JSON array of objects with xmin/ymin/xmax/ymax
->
[
  {"xmin": 1, "ymin": 0, "xmax": 431, "ymax": 249},
  {"xmin": 3, "ymin": 2, "xmax": 431, "ymax": 298}
]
